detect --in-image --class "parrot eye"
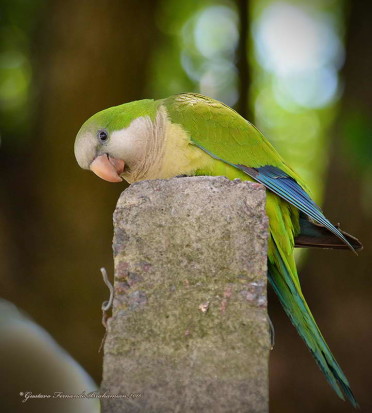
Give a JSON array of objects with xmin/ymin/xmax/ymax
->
[{"xmin": 97, "ymin": 130, "xmax": 108, "ymax": 143}]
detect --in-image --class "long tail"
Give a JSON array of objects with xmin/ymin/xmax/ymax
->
[{"xmin": 268, "ymin": 241, "xmax": 358, "ymax": 408}]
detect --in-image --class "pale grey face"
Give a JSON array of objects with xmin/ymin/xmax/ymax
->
[
  {"xmin": 74, "ymin": 119, "xmax": 127, "ymax": 182},
  {"xmin": 74, "ymin": 115, "xmax": 159, "ymax": 183},
  {"xmin": 74, "ymin": 127, "xmax": 100, "ymax": 170}
]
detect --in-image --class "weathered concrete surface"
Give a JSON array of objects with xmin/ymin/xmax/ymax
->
[{"xmin": 101, "ymin": 176, "xmax": 270, "ymax": 413}]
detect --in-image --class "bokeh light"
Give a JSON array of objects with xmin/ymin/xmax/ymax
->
[
  {"xmin": 251, "ymin": 0, "xmax": 345, "ymax": 201},
  {"xmin": 151, "ymin": 1, "xmax": 240, "ymax": 106}
]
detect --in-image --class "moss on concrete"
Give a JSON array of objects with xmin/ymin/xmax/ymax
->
[{"xmin": 102, "ymin": 176, "xmax": 269, "ymax": 413}]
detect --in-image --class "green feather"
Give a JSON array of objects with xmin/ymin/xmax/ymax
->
[
  {"xmin": 268, "ymin": 239, "xmax": 358, "ymax": 408},
  {"xmin": 163, "ymin": 93, "xmax": 308, "ymax": 189},
  {"xmin": 80, "ymin": 99, "xmax": 160, "ymax": 134}
]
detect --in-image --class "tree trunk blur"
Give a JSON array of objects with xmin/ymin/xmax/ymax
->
[
  {"xmin": 2, "ymin": 0, "xmax": 159, "ymax": 381},
  {"xmin": 236, "ymin": 0, "xmax": 252, "ymax": 121},
  {"xmin": 270, "ymin": 2, "xmax": 372, "ymax": 412}
]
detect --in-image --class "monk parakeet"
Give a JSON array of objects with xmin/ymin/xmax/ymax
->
[{"xmin": 74, "ymin": 93, "xmax": 362, "ymax": 406}]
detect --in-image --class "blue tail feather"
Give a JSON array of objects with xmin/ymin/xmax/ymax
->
[{"xmin": 192, "ymin": 142, "xmax": 355, "ymax": 252}]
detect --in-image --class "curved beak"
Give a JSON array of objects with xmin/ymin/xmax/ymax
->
[{"xmin": 89, "ymin": 154, "xmax": 125, "ymax": 183}]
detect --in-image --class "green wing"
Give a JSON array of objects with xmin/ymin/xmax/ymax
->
[
  {"xmin": 162, "ymin": 93, "xmax": 354, "ymax": 251},
  {"xmin": 162, "ymin": 93, "xmax": 306, "ymax": 186}
]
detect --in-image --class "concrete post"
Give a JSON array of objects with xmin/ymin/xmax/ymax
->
[{"xmin": 101, "ymin": 176, "xmax": 270, "ymax": 412}]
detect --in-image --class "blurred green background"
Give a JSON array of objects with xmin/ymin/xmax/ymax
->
[{"xmin": 1, "ymin": 0, "xmax": 371, "ymax": 411}]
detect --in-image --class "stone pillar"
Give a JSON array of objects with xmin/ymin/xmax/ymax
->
[{"xmin": 101, "ymin": 176, "xmax": 270, "ymax": 413}]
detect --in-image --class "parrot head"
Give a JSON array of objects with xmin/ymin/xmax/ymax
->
[{"xmin": 74, "ymin": 99, "xmax": 159, "ymax": 183}]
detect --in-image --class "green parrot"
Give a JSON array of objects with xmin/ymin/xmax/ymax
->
[{"xmin": 74, "ymin": 93, "xmax": 362, "ymax": 407}]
